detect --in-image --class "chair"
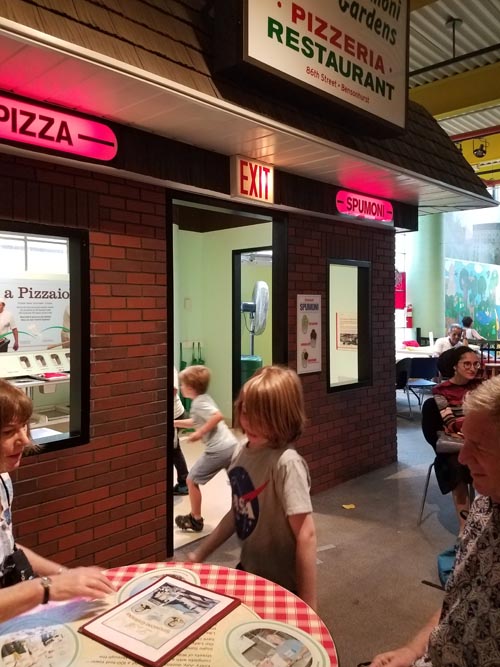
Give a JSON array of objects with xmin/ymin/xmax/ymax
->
[
  {"xmin": 406, "ymin": 357, "xmax": 438, "ymax": 410},
  {"xmin": 479, "ymin": 340, "xmax": 500, "ymax": 377},
  {"xmin": 418, "ymin": 397, "xmax": 473, "ymax": 525},
  {"xmin": 396, "ymin": 357, "xmax": 413, "ymax": 417}
]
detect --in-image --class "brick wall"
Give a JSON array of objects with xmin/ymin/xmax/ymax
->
[
  {"xmin": 288, "ymin": 215, "xmax": 397, "ymax": 491},
  {"xmin": 0, "ymin": 154, "xmax": 168, "ymax": 567}
]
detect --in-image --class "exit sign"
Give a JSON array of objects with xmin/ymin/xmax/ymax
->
[{"xmin": 231, "ymin": 155, "xmax": 274, "ymax": 203}]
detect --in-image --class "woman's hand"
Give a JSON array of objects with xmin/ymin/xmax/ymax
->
[
  {"xmin": 49, "ymin": 567, "xmax": 116, "ymax": 602},
  {"xmin": 367, "ymin": 647, "xmax": 419, "ymax": 667}
]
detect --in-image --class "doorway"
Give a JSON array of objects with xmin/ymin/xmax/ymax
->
[{"xmin": 170, "ymin": 195, "xmax": 287, "ymax": 551}]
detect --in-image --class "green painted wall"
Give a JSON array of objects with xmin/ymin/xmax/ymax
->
[
  {"xmin": 174, "ymin": 223, "xmax": 272, "ymax": 421},
  {"xmin": 406, "ymin": 214, "xmax": 445, "ymax": 339}
]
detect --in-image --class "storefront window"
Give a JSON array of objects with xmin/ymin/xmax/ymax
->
[
  {"xmin": 0, "ymin": 222, "xmax": 89, "ymax": 451},
  {"xmin": 327, "ymin": 259, "xmax": 371, "ymax": 391}
]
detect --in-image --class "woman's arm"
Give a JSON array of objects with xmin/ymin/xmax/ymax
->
[
  {"xmin": 17, "ymin": 544, "xmax": 67, "ymax": 576},
  {"xmin": 288, "ymin": 512, "xmax": 317, "ymax": 610},
  {"xmin": 0, "ymin": 567, "xmax": 116, "ymax": 624},
  {"xmin": 433, "ymin": 392, "xmax": 463, "ymax": 435},
  {"xmin": 368, "ymin": 609, "xmax": 441, "ymax": 666}
]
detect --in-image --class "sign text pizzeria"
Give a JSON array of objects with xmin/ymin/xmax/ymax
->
[{"xmin": 245, "ymin": 0, "xmax": 408, "ymax": 129}]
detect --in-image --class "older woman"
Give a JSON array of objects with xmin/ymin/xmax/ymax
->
[
  {"xmin": 431, "ymin": 346, "xmax": 482, "ymax": 534},
  {"xmin": 368, "ymin": 374, "xmax": 500, "ymax": 667},
  {"xmin": 0, "ymin": 380, "xmax": 114, "ymax": 623}
]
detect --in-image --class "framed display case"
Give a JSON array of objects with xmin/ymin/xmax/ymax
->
[
  {"xmin": 0, "ymin": 221, "xmax": 90, "ymax": 451},
  {"xmin": 327, "ymin": 259, "xmax": 372, "ymax": 392}
]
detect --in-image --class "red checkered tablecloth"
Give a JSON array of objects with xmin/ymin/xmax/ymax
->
[{"xmin": 107, "ymin": 562, "xmax": 338, "ymax": 665}]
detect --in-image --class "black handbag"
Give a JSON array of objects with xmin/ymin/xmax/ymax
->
[{"xmin": 0, "ymin": 547, "xmax": 36, "ymax": 587}]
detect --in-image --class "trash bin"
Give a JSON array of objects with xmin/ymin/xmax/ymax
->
[{"xmin": 240, "ymin": 355, "xmax": 263, "ymax": 387}]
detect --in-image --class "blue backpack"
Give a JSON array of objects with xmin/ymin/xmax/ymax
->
[{"xmin": 437, "ymin": 545, "xmax": 457, "ymax": 587}]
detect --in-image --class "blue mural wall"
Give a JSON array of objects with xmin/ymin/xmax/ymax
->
[{"xmin": 444, "ymin": 258, "xmax": 499, "ymax": 338}]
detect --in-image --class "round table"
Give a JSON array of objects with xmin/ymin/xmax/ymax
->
[
  {"xmin": 0, "ymin": 562, "xmax": 338, "ymax": 666},
  {"xmin": 107, "ymin": 562, "xmax": 338, "ymax": 665}
]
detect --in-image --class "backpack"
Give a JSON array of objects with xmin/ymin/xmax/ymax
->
[{"xmin": 437, "ymin": 545, "xmax": 457, "ymax": 587}]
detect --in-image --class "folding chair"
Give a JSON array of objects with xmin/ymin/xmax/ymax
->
[{"xmin": 418, "ymin": 397, "xmax": 473, "ymax": 525}]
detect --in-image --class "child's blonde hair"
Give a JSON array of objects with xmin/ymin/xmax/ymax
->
[
  {"xmin": 234, "ymin": 365, "xmax": 306, "ymax": 448},
  {"xmin": 179, "ymin": 365, "xmax": 210, "ymax": 395},
  {"xmin": 0, "ymin": 379, "xmax": 33, "ymax": 430}
]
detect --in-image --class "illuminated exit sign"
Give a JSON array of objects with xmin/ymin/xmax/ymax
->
[
  {"xmin": 231, "ymin": 155, "xmax": 274, "ymax": 204},
  {"xmin": 0, "ymin": 95, "xmax": 117, "ymax": 161},
  {"xmin": 336, "ymin": 190, "xmax": 393, "ymax": 222}
]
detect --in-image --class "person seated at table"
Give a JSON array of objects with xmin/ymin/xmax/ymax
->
[
  {"xmin": 432, "ymin": 323, "xmax": 466, "ymax": 356},
  {"xmin": 0, "ymin": 380, "xmax": 115, "ymax": 623},
  {"xmin": 187, "ymin": 366, "xmax": 317, "ymax": 610},
  {"xmin": 432, "ymin": 347, "xmax": 482, "ymax": 535},
  {"xmin": 367, "ymin": 374, "xmax": 500, "ymax": 667},
  {"xmin": 461, "ymin": 315, "xmax": 485, "ymax": 341}
]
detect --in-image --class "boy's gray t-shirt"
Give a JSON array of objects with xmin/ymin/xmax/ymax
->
[
  {"xmin": 190, "ymin": 394, "xmax": 236, "ymax": 452},
  {"xmin": 228, "ymin": 444, "xmax": 312, "ymax": 592}
]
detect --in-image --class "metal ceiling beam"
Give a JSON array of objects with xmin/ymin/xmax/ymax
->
[
  {"xmin": 451, "ymin": 125, "xmax": 500, "ymax": 142},
  {"xmin": 409, "ymin": 61, "xmax": 500, "ymax": 118}
]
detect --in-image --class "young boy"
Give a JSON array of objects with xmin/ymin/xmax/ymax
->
[
  {"xmin": 187, "ymin": 366, "xmax": 317, "ymax": 610},
  {"xmin": 174, "ymin": 365, "xmax": 237, "ymax": 532}
]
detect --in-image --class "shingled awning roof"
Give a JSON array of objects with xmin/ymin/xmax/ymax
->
[{"xmin": 0, "ymin": 0, "xmax": 495, "ymax": 213}]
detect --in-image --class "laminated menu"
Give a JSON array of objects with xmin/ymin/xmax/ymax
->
[{"xmin": 79, "ymin": 574, "xmax": 240, "ymax": 667}]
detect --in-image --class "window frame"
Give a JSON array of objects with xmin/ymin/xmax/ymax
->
[
  {"xmin": 327, "ymin": 258, "xmax": 372, "ymax": 393},
  {"xmin": 0, "ymin": 219, "xmax": 90, "ymax": 452}
]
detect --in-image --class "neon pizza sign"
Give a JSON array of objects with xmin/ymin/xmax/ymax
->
[
  {"xmin": 0, "ymin": 95, "xmax": 117, "ymax": 161},
  {"xmin": 336, "ymin": 190, "xmax": 393, "ymax": 222}
]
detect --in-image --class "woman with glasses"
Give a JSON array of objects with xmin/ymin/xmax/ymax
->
[{"xmin": 432, "ymin": 346, "xmax": 483, "ymax": 534}]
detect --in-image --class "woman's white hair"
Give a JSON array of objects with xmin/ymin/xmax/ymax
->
[{"xmin": 463, "ymin": 375, "xmax": 500, "ymax": 419}]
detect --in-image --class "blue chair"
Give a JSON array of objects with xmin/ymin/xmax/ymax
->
[
  {"xmin": 396, "ymin": 358, "xmax": 413, "ymax": 417},
  {"xmin": 406, "ymin": 357, "xmax": 438, "ymax": 411}
]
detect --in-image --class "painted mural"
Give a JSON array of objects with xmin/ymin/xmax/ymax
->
[{"xmin": 445, "ymin": 258, "xmax": 500, "ymax": 339}]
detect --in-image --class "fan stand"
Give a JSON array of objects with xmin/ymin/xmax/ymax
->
[{"xmin": 249, "ymin": 313, "xmax": 256, "ymax": 355}]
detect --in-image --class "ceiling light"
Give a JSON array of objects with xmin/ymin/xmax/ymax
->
[{"xmin": 473, "ymin": 140, "xmax": 488, "ymax": 159}]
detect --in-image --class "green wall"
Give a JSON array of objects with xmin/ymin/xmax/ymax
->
[
  {"xmin": 174, "ymin": 223, "xmax": 272, "ymax": 421},
  {"xmin": 406, "ymin": 214, "xmax": 445, "ymax": 339}
]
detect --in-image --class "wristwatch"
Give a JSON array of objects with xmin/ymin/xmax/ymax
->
[{"xmin": 40, "ymin": 576, "xmax": 52, "ymax": 604}]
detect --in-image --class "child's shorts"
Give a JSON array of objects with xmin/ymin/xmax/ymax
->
[{"xmin": 188, "ymin": 445, "xmax": 236, "ymax": 485}]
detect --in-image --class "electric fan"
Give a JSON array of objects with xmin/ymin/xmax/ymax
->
[{"xmin": 241, "ymin": 280, "xmax": 269, "ymax": 355}]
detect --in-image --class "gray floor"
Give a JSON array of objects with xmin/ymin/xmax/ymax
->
[{"xmin": 175, "ymin": 394, "xmax": 457, "ymax": 667}]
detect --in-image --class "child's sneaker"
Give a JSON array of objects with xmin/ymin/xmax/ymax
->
[
  {"xmin": 173, "ymin": 484, "xmax": 189, "ymax": 495},
  {"xmin": 175, "ymin": 513, "xmax": 204, "ymax": 532}
]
